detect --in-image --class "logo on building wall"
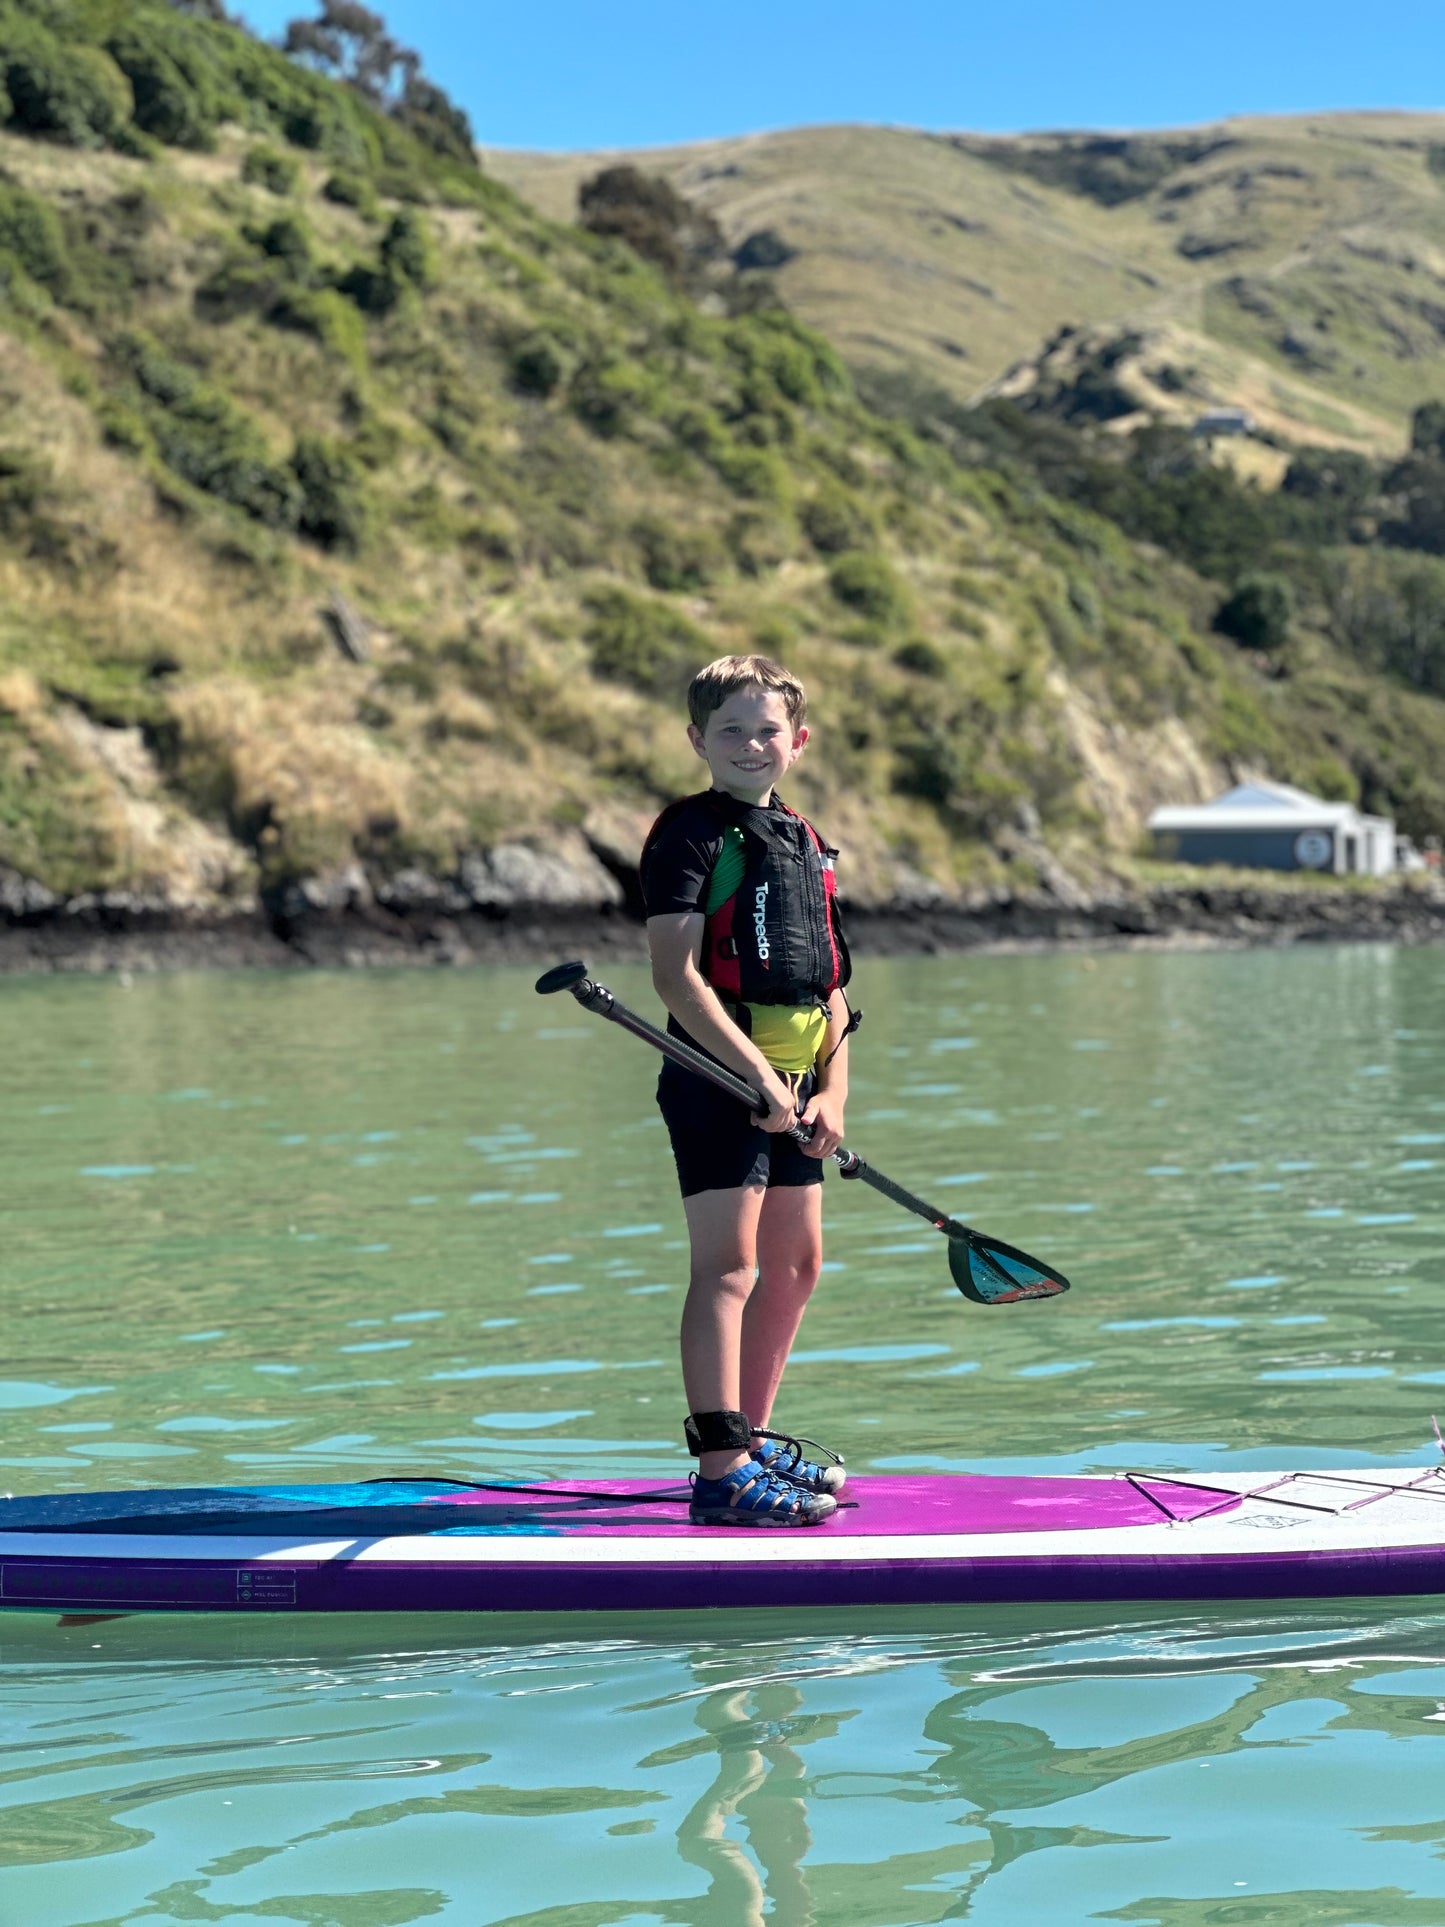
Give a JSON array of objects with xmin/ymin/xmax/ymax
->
[{"xmin": 1293, "ymin": 830, "xmax": 1332, "ymax": 870}]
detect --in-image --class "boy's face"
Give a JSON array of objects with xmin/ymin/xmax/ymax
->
[{"xmin": 688, "ymin": 685, "xmax": 808, "ymax": 806}]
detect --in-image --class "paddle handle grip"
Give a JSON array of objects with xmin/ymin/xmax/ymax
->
[
  {"xmin": 552, "ymin": 967, "xmax": 830, "ymax": 1150},
  {"xmin": 537, "ymin": 961, "xmax": 1069, "ymax": 1304},
  {"xmin": 546, "ymin": 967, "xmax": 977, "ymax": 1219}
]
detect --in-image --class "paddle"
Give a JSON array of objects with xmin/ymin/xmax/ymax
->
[{"xmin": 535, "ymin": 960, "xmax": 1070, "ymax": 1306}]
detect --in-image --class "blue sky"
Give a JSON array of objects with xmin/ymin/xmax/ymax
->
[{"xmin": 235, "ymin": 1, "xmax": 1444, "ymax": 151}]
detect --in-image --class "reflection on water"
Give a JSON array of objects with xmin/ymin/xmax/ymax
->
[
  {"xmin": 675, "ymin": 1681, "xmax": 819, "ymax": 1927},
  {"xmin": 2, "ymin": 946, "xmax": 1445, "ymax": 1921},
  {"xmin": 6, "ymin": 1604, "xmax": 1445, "ymax": 1923}
]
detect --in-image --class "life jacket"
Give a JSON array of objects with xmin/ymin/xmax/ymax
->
[{"xmin": 642, "ymin": 790, "xmax": 851, "ymax": 1007}]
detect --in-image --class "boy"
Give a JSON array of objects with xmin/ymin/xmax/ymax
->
[{"xmin": 641, "ymin": 654, "xmax": 856, "ymax": 1526}]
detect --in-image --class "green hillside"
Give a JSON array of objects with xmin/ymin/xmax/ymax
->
[
  {"xmin": 489, "ymin": 115, "xmax": 1445, "ymax": 454},
  {"xmin": 0, "ymin": 3, "xmax": 1444, "ymax": 922}
]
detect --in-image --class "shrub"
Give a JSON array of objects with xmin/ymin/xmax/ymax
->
[
  {"xmin": 97, "ymin": 398, "xmax": 152, "ymax": 456},
  {"xmin": 714, "ymin": 442, "xmax": 788, "ymax": 503},
  {"xmin": 193, "ymin": 257, "xmax": 289, "ymax": 323},
  {"xmin": 585, "ymin": 588, "xmax": 707, "ymax": 696},
  {"xmin": 241, "ymin": 144, "xmax": 301, "ymax": 195},
  {"xmin": 734, "ymin": 228, "xmax": 796, "ymax": 272},
  {"xmin": 1411, "ymin": 401, "xmax": 1445, "ymax": 461},
  {"xmin": 727, "ymin": 507, "xmax": 794, "ymax": 576},
  {"xmin": 1067, "ymin": 575, "xmax": 1102, "ymax": 632},
  {"xmin": 633, "ymin": 515, "xmax": 723, "ymax": 591},
  {"xmin": 2, "ymin": 27, "xmax": 132, "ymax": 146},
  {"xmin": 0, "ymin": 182, "xmax": 72, "ymax": 296},
  {"xmin": 379, "ymin": 208, "xmax": 436, "ymax": 288},
  {"xmin": 272, "ymin": 288, "xmax": 367, "ymax": 371},
  {"xmin": 112, "ymin": 330, "xmax": 300, "ymax": 528},
  {"xmin": 1214, "ymin": 572, "xmax": 1294, "ymax": 651},
  {"xmin": 571, "ymin": 358, "xmax": 653, "ymax": 438},
  {"xmin": 753, "ymin": 610, "xmax": 800, "ymax": 653},
  {"xmin": 322, "ymin": 170, "xmax": 378, "ymax": 215},
  {"xmin": 3, "ymin": 29, "xmax": 132, "ymax": 148},
  {"xmin": 891, "ymin": 727, "xmax": 964, "ymax": 807},
  {"xmin": 105, "ymin": 23, "xmax": 216, "ymax": 149},
  {"xmin": 249, "ymin": 214, "xmax": 313, "ymax": 276},
  {"xmin": 733, "ymin": 316, "xmax": 847, "ymax": 407},
  {"xmin": 893, "ymin": 637, "xmax": 947, "ymax": 677},
  {"xmin": 801, "ymin": 483, "xmax": 872, "ymax": 555},
  {"xmin": 828, "ymin": 552, "xmax": 911, "ymax": 627},
  {"xmin": 291, "ymin": 435, "xmax": 368, "ymax": 551},
  {"xmin": 510, "ymin": 332, "xmax": 571, "ymax": 398},
  {"xmin": 280, "ymin": 90, "xmax": 371, "ymax": 168},
  {"xmin": 337, "ymin": 260, "xmax": 402, "ymax": 315}
]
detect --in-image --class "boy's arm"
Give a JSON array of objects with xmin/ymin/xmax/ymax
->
[
  {"xmin": 647, "ymin": 912, "xmax": 799, "ymax": 1133},
  {"xmin": 798, "ymin": 989, "xmax": 850, "ymax": 1158}
]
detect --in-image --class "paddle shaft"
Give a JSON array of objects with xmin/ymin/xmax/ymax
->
[{"xmin": 560, "ymin": 971, "xmax": 963, "ymax": 1237}]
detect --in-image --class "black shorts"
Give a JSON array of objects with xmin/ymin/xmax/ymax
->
[{"xmin": 657, "ymin": 1059, "xmax": 825, "ymax": 1199}]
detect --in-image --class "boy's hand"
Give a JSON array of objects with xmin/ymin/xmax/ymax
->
[
  {"xmin": 755, "ymin": 1073, "xmax": 798, "ymax": 1135},
  {"xmin": 798, "ymin": 1086, "xmax": 845, "ymax": 1159}
]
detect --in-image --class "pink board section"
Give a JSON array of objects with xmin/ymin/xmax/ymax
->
[{"xmin": 426, "ymin": 1472, "xmax": 1240, "ymax": 1537}]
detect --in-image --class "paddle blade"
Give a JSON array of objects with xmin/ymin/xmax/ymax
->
[{"xmin": 948, "ymin": 1232, "xmax": 1070, "ymax": 1305}]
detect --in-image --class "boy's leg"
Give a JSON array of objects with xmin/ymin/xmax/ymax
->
[
  {"xmin": 739, "ymin": 1183, "xmax": 823, "ymax": 1436},
  {"xmin": 680, "ymin": 1182, "xmax": 767, "ymax": 1481}
]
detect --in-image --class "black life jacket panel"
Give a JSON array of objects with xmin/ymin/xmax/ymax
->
[{"xmin": 642, "ymin": 791, "xmax": 851, "ymax": 1007}]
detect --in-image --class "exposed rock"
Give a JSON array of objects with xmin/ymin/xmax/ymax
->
[
  {"xmin": 54, "ymin": 712, "xmax": 159, "ymax": 793},
  {"xmin": 269, "ymin": 861, "xmax": 374, "ymax": 922},
  {"xmin": 0, "ymin": 867, "xmax": 61, "ymax": 918},
  {"xmin": 872, "ymin": 859, "xmax": 952, "ymax": 908},
  {"xmin": 1052, "ymin": 673, "xmax": 1223, "ymax": 846},
  {"xmin": 583, "ymin": 801, "xmax": 655, "ymax": 875},
  {"xmin": 375, "ymin": 867, "xmax": 470, "ymax": 913},
  {"xmin": 460, "ymin": 832, "xmax": 624, "ymax": 910},
  {"xmin": 4, "ymin": 873, "xmax": 1445, "ymax": 973},
  {"xmin": 322, "ymin": 590, "xmax": 372, "ymax": 663},
  {"xmin": 51, "ymin": 705, "xmax": 256, "ymax": 908}
]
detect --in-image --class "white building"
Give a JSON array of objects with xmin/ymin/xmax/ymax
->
[{"xmin": 1148, "ymin": 781, "xmax": 1397, "ymax": 877}]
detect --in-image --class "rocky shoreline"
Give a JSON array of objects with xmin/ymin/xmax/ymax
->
[{"xmin": 3, "ymin": 861, "xmax": 1444, "ymax": 975}]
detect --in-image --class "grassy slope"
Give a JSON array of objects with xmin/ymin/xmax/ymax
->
[
  {"xmin": 488, "ymin": 113, "xmax": 1445, "ymax": 453},
  {"xmin": 1, "ymin": 17, "xmax": 1444, "ymax": 912}
]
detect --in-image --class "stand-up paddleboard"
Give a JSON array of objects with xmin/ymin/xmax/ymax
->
[{"xmin": 4, "ymin": 1467, "xmax": 1445, "ymax": 1613}]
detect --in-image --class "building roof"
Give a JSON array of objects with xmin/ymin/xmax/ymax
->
[{"xmin": 1148, "ymin": 781, "xmax": 1394, "ymax": 835}]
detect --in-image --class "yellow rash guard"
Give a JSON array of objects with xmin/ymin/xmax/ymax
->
[{"xmin": 738, "ymin": 1000, "xmax": 831, "ymax": 1075}]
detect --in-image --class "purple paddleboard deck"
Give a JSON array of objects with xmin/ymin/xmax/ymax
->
[{"xmin": 4, "ymin": 1468, "xmax": 1445, "ymax": 1613}]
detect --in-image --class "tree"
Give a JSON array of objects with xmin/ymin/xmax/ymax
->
[
  {"xmin": 1214, "ymin": 572, "xmax": 1294, "ymax": 651},
  {"xmin": 283, "ymin": 4, "xmax": 409, "ymax": 101},
  {"xmin": 281, "ymin": 3, "xmax": 475, "ymax": 162},
  {"xmin": 578, "ymin": 166, "xmax": 725, "ymax": 289}
]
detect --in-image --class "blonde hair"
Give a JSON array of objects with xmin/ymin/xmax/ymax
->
[{"xmin": 687, "ymin": 654, "xmax": 807, "ymax": 731}]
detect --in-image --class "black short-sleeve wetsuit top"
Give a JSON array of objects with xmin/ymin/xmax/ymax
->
[{"xmin": 640, "ymin": 788, "xmax": 774, "ymax": 920}]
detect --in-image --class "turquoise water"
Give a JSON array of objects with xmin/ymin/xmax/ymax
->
[{"xmin": 3, "ymin": 947, "xmax": 1445, "ymax": 1924}]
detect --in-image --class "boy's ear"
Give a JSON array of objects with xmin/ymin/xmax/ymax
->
[
  {"xmin": 789, "ymin": 724, "xmax": 810, "ymax": 762},
  {"xmin": 687, "ymin": 723, "xmax": 708, "ymax": 759}
]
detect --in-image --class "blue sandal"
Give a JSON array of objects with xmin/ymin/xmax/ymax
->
[
  {"xmin": 752, "ymin": 1430, "xmax": 846, "ymax": 1495},
  {"xmin": 689, "ymin": 1457, "xmax": 837, "ymax": 1527}
]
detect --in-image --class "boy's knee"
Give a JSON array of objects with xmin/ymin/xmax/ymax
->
[
  {"xmin": 692, "ymin": 1263, "xmax": 755, "ymax": 1307},
  {"xmin": 769, "ymin": 1242, "xmax": 823, "ymax": 1295}
]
